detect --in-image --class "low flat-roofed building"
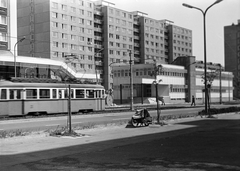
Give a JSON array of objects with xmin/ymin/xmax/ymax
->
[{"xmin": 111, "ymin": 56, "xmax": 233, "ymax": 104}]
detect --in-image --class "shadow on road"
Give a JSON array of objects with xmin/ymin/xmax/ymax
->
[{"xmin": 1, "ymin": 115, "xmax": 240, "ymax": 171}]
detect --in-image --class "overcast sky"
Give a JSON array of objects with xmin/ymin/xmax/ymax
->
[{"xmin": 106, "ymin": 0, "xmax": 240, "ymax": 67}]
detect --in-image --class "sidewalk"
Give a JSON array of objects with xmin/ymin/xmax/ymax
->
[{"xmin": 1, "ymin": 113, "xmax": 240, "ymax": 170}]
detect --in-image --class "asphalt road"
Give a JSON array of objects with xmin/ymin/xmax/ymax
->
[
  {"xmin": 1, "ymin": 113, "xmax": 239, "ymax": 171},
  {"xmin": 0, "ymin": 106, "xmax": 202, "ymax": 131}
]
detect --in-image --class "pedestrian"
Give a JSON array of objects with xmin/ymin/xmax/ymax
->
[
  {"xmin": 191, "ymin": 95, "xmax": 195, "ymax": 106},
  {"xmin": 162, "ymin": 97, "xmax": 165, "ymax": 105}
]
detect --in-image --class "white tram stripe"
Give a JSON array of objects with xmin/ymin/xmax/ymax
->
[{"xmin": 0, "ymin": 129, "xmax": 4, "ymax": 131}]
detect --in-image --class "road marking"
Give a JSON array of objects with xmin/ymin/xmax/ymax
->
[
  {"xmin": 112, "ymin": 118, "xmax": 129, "ymax": 121},
  {"xmin": 45, "ymin": 124, "xmax": 59, "ymax": 127}
]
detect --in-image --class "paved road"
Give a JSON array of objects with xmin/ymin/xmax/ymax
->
[
  {"xmin": 1, "ymin": 113, "xmax": 240, "ymax": 171},
  {"xmin": 0, "ymin": 107, "xmax": 202, "ymax": 131}
]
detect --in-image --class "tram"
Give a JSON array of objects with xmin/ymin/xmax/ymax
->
[{"xmin": 0, "ymin": 80, "xmax": 105, "ymax": 116}]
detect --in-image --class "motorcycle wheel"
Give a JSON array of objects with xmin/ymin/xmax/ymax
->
[
  {"xmin": 144, "ymin": 122, "xmax": 149, "ymax": 126},
  {"xmin": 131, "ymin": 118, "xmax": 139, "ymax": 127}
]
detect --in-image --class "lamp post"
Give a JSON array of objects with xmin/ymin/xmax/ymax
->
[
  {"xmin": 217, "ymin": 64, "xmax": 222, "ymax": 104},
  {"xmin": 14, "ymin": 37, "xmax": 25, "ymax": 78},
  {"xmin": 94, "ymin": 48, "xmax": 104, "ymax": 85},
  {"xmin": 128, "ymin": 49, "xmax": 134, "ymax": 111},
  {"xmin": 183, "ymin": 0, "xmax": 223, "ymax": 115},
  {"xmin": 152, "ymin": 63, "xmax": 163, "ymax": 124},
  {"xmin": 64, "ymin": 54, "xmax": 78, "ymax": 133}
]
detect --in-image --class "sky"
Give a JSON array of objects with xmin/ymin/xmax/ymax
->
[{"xmin": 104, "ymin": 0, "xmax": 240, "ymax": 67}]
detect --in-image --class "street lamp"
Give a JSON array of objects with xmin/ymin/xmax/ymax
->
[
  {"xmin": 127, "ymin": 49, "xmax": 134, "ymax": 111},
  {"xmin": 14, "ymin": 37, "xmax": 25, "ymax": 78},
  {"xmin": 64, "ymin": 54, "xmax": 78, "ymax": 134},
  {"xmin": 217, "ymin": 64, "xmax": 222, "ymax": 104},
  {"xmin": 152, "ymin": 63, "xmax": 163, "ymax": 125},
  {"xmin": 183, "ymin": 0, "xmax": 223, "ymax": 115}
]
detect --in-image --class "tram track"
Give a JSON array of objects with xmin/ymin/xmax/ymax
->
[{"xmin": 0, "ymin": 104, "xmax": 189, "ymax": 121}]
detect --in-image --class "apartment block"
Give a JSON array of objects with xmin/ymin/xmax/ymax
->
[
  {"xmin": 0, "ymin": 0, "xmax": 9, "ymax": 50},
  {"xmin": 17, "ymin": 0, "xmax": 96, "ymax": 77},
  {"xmin": 224, "ymin": 19, "xmax": 240, "ymax": 98},
  {"xmin": 17, "ymin": 0, "xmax": 192, "ymax": 91}
]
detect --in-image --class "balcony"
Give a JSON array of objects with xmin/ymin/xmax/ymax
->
[
  {"xmin": 94, "ymin": 27, "xmax": 102, "ymax": 32},
  {"xmin": 134, "ymin": 36, "xmax": 139, "ymax": 40},
  {"xmin": 94, "ymin": 19, "xmax": 103, "ymax": 24},
  {"xmin": 94, "ymin": 36, "xmax": 103, "ymax": 41},
  {"xmin": 133, "ymin": 28, "xmax": 139, "ymax": 32},
  {"xmin": 134, "ymin": 43, "xmax": 139, "ymax": 47},
  {"xmin": 95, "ymin": 61, "xmax": 103, "ymax": 66},
  {"xmin": 94, "ymin": 44, "xmax": 103, "ymax": 49},
  {"xmin": 94, "ymin": 11, "xmax": 102, "ymax": 15}
]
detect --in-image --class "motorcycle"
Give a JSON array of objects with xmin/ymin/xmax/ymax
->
[{"xmin": 131, "ymin": 108, "xmax": 152, "ymax": 127}]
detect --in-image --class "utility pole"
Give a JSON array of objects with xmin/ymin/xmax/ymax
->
[{"xmin": 128, "ymin": 50, "xmax": 134, "ymax": 111}]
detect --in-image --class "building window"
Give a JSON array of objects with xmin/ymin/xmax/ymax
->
[
  {"xmin": 71, "ymin": 25, "xmax": 76, "ymax": 31},
  {"xmin": 0, "ymin": 0, "xmax": 7, "ymax": 8},
  {"xmin": 79, "ymin": 9, "xmax": 84, "ymax": 15},
  {"xmin": 71, "ymin": 44, "xmax": 77, "ymax": 50},
  {"xmin": 62, "ymin": 14, "xmax": 67, "ymax": 20},
  {"xmin": 87, "ymin": 29, "xmax": 92, "ymax": 34},
  {"xmin": 52, "ymin": 2, "xmax": 58, "ymax": 9},
  {"xmin": 79, "ymin": 36, "xmax": 84, "ymax": 42},
  {"xmin": 0, "ymin": 15, "xmax": 7, "ymax": 25},
  {"xmin": 0, "ymin": 32, "xmax": 7, "ymax": 41},
  {"xmin": 87, "ymin": 11, "xmax": 92, "ymax": 17},
  {"xmin": 62, "ymin": 4, "xmax": 67, "ymax": 11},
  {"xmin": 53, "ymin": 51, "xmax": 59, "ymax": 57},
  {"xmin": 52, "ymin": 12, "xmax": 58, "ymax": 18},
  {"xmin": 62, "ymin": 43, "xmax": 68, "ymax": 49},
  {"xmin": 62, "ymin": 33, "xmax": 68, "ymax": 39},
  {"xmin": 87, "ymin": 20, "xmax": 92, "ymax": 25},
  {"xmin": 52, "ymin": 32, "xmax": 58, "ymax": 38},
  {"xmin": 79, "ymin": 27, "xmax": 84, "ymax": 33},
  {"xmin": 62, "ymin": 24, "xmax": 67, "ymax": 30},
  {"xmin": 52, "ymin": 22, "xmax": 58, "ymax": 28},
  {"xmin": 79, "ymin": 18, "xmax": 84, "ymax": 24},
  {"xmin": 87, "ymin": 2, "xmax": 92, "ymax": 8},
  {"xmin": 71, "ymin": 7, "xmax": 76, "ymax": 13},
  {"xmin": 79, "ymin": 45, "xmax": 84, "ymax": 51},
  {"xmin": 71, "ymin": 35, "xmax": 76, "ymax": 40},
  {"xmin": 53, "ymin": 41, "xmax": 58, "ymax": 47},
  {"xmin": 71, "ymin": 16, "xmax": 76, "ymax": 22}
]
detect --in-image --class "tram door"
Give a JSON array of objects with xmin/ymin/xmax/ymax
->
[
  {"xmin": 9, "ymin": 89, "xmax": 24, "ymax": 115},
  {"xmin": 58, "ymin": 89, "xmax": 67, "ymax": 113}
]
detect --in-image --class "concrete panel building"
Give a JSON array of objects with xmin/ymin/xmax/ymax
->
[
  {"xmin": 0, "ymin": 0, "xmax": 9, "ymax": 50},
  {"xmin": 16, "ymin": 0, "xmax": 193, "ymax": 92},
  {"xmin": 224, "ymin": 19, "xmax": 240, "ymax": 98}
]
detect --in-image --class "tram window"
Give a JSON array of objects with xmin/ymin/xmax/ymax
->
[
  {"xmin": 64, "ymin": 89, "xmax": 73, "ymax": 98},
  {"xmin": 52, "ymin": 89, "xmax": 57, "ymax": 99},
  {"xmin": 26, "ymin": 89, "xmax": 37, "ymax": 99},
  {"xmin": 86, "ymin": 89, "xmax": 94, "ymax": 98},
  {"xmin": 40, "ymin": 89, "xmax": 50, "ymax": 99},
  {"xmin": 96, "ymin": 90, "xmax": 101, "ymax": 98},
  {"xmin": 102, "ymin": 90, "xmax": 105, "ymax": 98},
  {"xmin": 10, "ymin": 89, "xmax": 21, "ymax": 99},
  {"xmin": 76, "ymin": 89, "xmax": 85, "ymax": 98},
  {"xmin": 0, "ymin": 89, "xmax": 7, "ymax": 99}
]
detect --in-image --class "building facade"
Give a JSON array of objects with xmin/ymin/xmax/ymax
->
[
  {"xmin": 224, "ymin": 19, "xmax": 240, "ymax": 98},
  {"xmin": 112, "ymin": 56, "xmax": 233, "ymax": 104},
  {"xmin": 16, "ymin": 0, "xmax": 192, "ymax": 91},
  {"xmin": 0, "ymin": 0, "xmax": 9, "ymax": 50}
]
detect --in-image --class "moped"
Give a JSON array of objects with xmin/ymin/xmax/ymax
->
[{"xmin": 131, "ymin": 108, "xmax": 152, "ymax": 127}]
